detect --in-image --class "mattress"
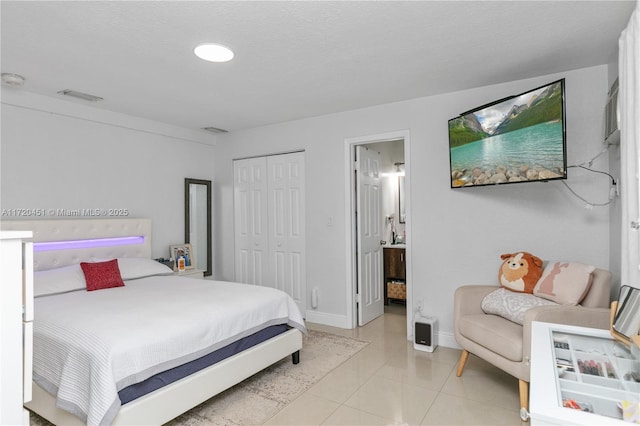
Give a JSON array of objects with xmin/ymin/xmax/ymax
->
[
  {"xmin": 118, "ymin": 324, "xmax": 289, "ymax": 404},
  {"xmin": 33, "ymin": 274, "xmax": 306, "ymax": 425}
]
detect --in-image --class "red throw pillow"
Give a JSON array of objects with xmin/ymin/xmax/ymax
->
[{"xmin": 80, "ymin": 259, "xmax": 125, "ymax": 291}]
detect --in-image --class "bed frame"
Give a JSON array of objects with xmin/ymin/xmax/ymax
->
[{"xmin": 1, "ymin": 218, "xmax": 303, "ymax": 425}]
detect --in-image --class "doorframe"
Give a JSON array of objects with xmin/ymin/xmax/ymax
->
[{"xmin": 343, "ymin": 130, "xmax": 412, "ymax": 337}]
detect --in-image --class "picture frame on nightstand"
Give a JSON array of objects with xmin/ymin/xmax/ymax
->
[{"xmin": 170, "ymin": 243, "xmax": 194, "ymax": 270}]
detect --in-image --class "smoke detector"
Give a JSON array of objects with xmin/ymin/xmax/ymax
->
[{"xmin": 1, "ymin": 73, "xmax": 26, "ymax": 87}]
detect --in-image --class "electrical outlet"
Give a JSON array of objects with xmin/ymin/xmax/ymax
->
[{"xmin": 609, "ymin": 185, "xmax": 619, "ymax": 200}]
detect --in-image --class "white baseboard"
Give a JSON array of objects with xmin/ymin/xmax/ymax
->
[
  {"xmin": 407, "ymin": 329, "xmax": 460, "ymax": 350},
  {"xmin": 436, "ymin": 331, "xmax": 460, "ymax": 349},
  {"xmin": 303, "ymin": 311, "xmax": 463, "ymax": 349},
  {"xmin": 304, "ymin": 310, "xmax": 351, "ymax": 329}
]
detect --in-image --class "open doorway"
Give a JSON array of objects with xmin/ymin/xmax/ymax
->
[
  {"xmin": 344, "ymin": 130, "xmax": 412, "ymax": 337},
  {"xmin": 363, "ymin": 139, "xmax": 406, "ymax": 315}
]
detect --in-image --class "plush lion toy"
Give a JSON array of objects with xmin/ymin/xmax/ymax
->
[{"xmin": 499, "ymin": 252, "xmax": 543, "ymax": 293}]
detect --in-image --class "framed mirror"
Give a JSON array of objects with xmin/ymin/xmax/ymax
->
[
  {"xmin": 398, "ymin": 175, "xmax": 406, "ymax": 224},
  {"xmin": 613, "ymin": 285, "xmax": 640, "ymax": 338},
  {"xmin": 185, "ymin": 178, "xmax": 212, "ymax": 276}
]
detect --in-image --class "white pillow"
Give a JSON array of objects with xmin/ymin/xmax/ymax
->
[
  {"xmin": 115, "ymin": 257, "xmax": 174, "ymax": 280},
  {"xmin": 34, "ymin": 264, "xmax": 86, "ymax": 297},
  {"xmin": 481, "ymin": 288, "xmax": 558, "ymax": 325},
  {"xmin": 34, "ymin": 258, "xmax": 173, "ymax": 297}
]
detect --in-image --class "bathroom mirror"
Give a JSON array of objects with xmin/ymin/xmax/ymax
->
[
  {"xmin": 185, "ymin": 178, "xmax": 212, "ymax": 276},
  {"xmin": 398, "ymin": 176, "xmax": 406, "ymax": 223},
  {"xmin": 613, "ymin": 285, "xmax": 640, "ymax": 338}
]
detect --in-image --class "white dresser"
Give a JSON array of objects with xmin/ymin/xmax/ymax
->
[
  {"xmin": 0, "ymin": 231, "xmax": 33, "ymax": 425},
  {"xmin": 530, "ymin": 321, "xmax": 639, "ymax": 425}
]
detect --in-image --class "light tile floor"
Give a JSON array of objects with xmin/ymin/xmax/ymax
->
[{"xmin": 264, "ymin": 304, "xmax": 527, "ymax": 426}]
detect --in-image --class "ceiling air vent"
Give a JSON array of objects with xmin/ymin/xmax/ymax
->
[
  {"xmin": 202, "ymin": 127, "xmax": 228, "ymax": 134},
  {"xmin": 57, "ymin": 89, "xmax": 103, "ymax": 102}
]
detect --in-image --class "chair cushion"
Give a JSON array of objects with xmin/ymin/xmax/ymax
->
[
  {"xmin": 481, "ymin": 288, "xmax": 557, "ymax": 325},
  {"xmin": 458, "ymin": 314, "xmax": 523, "ymax": 362}
]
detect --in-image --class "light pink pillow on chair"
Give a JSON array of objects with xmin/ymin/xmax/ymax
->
[{"xmin": 533, "ymin": 262, "xmax": 595, "ymax": 305}]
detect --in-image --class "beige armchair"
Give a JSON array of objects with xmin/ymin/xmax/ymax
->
[{"xmin": 454, "ymin": 268, "xmax": 611, "ymax": 420}]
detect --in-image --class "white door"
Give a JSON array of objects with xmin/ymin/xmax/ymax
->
[
  {"xmin": 233, "ymin": 157, "xmax": 268, "ymax": 285},
  {"xmin": 233, "ymin": 152, "xmax": 306, "ymax": 315},
  {"xmin": 356, "ymin": 146, "xmax": 384, "ymax": 325},
  {"xmin": 268, "ymin": 152, "xmax": 306, "ymax": 314}
]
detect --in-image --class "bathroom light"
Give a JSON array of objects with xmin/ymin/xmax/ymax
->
[
  {"xmin": 194, "ymin": 43, "xmax": 234, "ymax": 62},
  {"xmin": 381, "ymin": 162, "xmax": 405, "ymax": 177}
]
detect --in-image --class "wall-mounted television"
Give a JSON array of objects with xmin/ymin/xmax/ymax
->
[{"xmin": 448, "ymin": 79, "xmax": 566, "ymax": 188}]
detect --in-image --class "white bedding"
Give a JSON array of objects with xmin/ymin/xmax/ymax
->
[{"xmin": 33, "ymin": 275, "xmax": 306, "ymax": 426}]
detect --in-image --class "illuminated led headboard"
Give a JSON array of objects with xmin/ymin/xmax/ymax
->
[{"xmin": 0, "ymin": 218, "xmax": 151, "ymax": 271}]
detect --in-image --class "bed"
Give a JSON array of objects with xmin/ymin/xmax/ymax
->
[{"xmin": 1, "ymin": 218, "xmax": 305, "ymax": 426}]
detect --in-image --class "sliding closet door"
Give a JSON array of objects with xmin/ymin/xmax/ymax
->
[
  {"xmin": 268, "ymin": 152, "xmax": 306, "ymax": 314},
  {"xmin": 233, "ymin": 157, "xmax": 268, "ymax": 285},
  {"xmin": 233, "ymin": 152, "xmax": 306, "ymax": 315}
]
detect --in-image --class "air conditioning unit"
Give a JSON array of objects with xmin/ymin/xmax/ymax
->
[{"xmin": 604, "ymin": 78, "xmax": 620, "ymax": 146}]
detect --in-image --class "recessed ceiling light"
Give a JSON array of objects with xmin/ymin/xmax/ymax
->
[{"xmin": 194, "ymin": 43, "xmax": 234, "ymax": 63}]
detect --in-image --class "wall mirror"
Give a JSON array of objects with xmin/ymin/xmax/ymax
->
[
  {"xmin": 398, "ymin": 176, "xmax": 406, "ymax": 223},
  {"xmin": 613, "ymin": 285, "xmax": 640, "ymax": 338},
  {"xmin": 185, "ymin": 178, "xmax": 212, "ymax": 276}
]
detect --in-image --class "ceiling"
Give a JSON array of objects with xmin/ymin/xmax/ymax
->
[{"xmin": 1, "ymin": 1, "xmax": 635, "ymax": 133}]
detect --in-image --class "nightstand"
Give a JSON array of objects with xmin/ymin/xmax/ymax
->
[{"xmin": 175, "ymin": 269, "xmax": 205, "ymax": 279}]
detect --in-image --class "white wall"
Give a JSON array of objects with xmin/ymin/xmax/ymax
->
[
  {"xmin": 0, "ymin": 65, "xmax": 615, "ymax": 345},
  {"xmin": 214, "ymin": 65, "xmax": 614, "ymax": 345},
  {"xmin": 1, "ymin": 90, "xmax": 216, "ymax": 260}
]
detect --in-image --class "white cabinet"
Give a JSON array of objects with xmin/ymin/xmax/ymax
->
[
  {"xmin": 233, "ymin": 152, "xmax": 306, "ymax": 314},
  {"xmin": 0, "ymin": 231, "xmax": 33, "ymax": 425},
  {"xmin": 530, "ymin": 322, "xmax": 639, "ymax": 425}
]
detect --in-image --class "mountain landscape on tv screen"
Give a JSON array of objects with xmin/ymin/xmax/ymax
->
[
  {"xmin": 449, "ymin": 81, "xmax": 565, "ymax": 187},
  {"xmin": 449, "ymin": 81, "xmax": 563, "ymax": 148}
]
